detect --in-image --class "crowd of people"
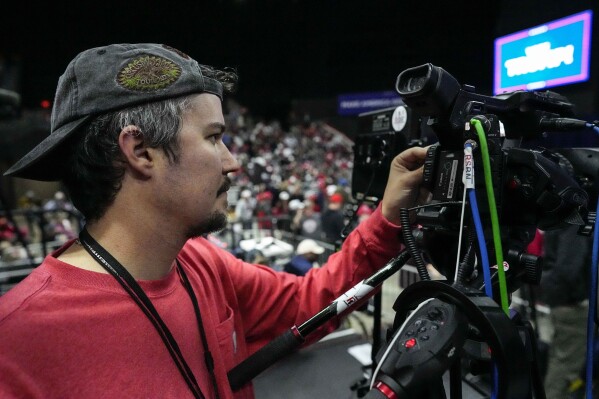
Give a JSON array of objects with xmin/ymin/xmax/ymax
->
[
  {"xmin": 0, "ymin": 99, "xmax": 369, "ymax": 267},
  {"xmin": 222, "ymin": 99, "xmax": 375, "ymax": 244},
  {"xmin": 2, "ymin": 116, "xmax": 369, "ymax": 265},
  {"xmin": 0, "ymin": 190, "xmax": 79, "ymax": 263}
]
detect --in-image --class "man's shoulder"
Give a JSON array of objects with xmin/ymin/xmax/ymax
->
[
  {"xmin": 0, "ymin": 267, "xmax": 51, "ymax": 325},
  {"xmin": 179, "ymin": 236, "xmax": 240, "ymax": 270}
]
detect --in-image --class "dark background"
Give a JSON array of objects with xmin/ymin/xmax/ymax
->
[{"xmin": 1, "ymin": 0, "xmax": 597, "ymax": 123}]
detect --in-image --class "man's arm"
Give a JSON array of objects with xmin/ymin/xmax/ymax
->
[{"xmin": 228, "ymin": 147, "xmax": 429, "ymax": 348}]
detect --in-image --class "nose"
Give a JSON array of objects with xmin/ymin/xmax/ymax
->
[{"xmin": 221, "ymin": 145, "xmax": 241, "ymax": 174}]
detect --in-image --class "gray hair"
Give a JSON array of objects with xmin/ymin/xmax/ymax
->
[{"xmin": 63, "ymin": 95, "xmax": 194, "ymax": 222}]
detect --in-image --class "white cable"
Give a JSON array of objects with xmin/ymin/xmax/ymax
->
[
  {"xmin": 454, "ymin": 187, "xmax": 468, "ymax": 283},
  {"xmin": 370, "ymin": 298, "xmax": 436, "ymax": 389},
  {"xmin": 454, "ymin": 142, "xmax": 475, "ymax": 282}
]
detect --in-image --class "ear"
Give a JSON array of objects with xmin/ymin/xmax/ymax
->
[{"xmin": 118, "ymin": 125, "xmax": 153, "ymax": 178}]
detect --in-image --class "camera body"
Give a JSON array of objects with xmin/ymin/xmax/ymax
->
[
  {"xmin": 352, "ymin": 63, "xmax": 591, "ymax": 290},
  {"xmin": 406, "ymin": 66, "xmax": 588, "ymax": 288}
]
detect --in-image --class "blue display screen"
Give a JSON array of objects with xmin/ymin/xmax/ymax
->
[{"xmin": 494, "ymin": 10, "xmax": 592, "ymax": 94}]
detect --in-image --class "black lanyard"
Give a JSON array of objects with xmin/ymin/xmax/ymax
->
[{"xmin": 78, "ymin": 228, "xmax": 220, "ymax": 399}]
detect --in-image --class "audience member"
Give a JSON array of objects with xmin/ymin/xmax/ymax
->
[
  {"xmin": 272, "ymin": 191, "xmax": 292, "ymax": 231},
  {"xmin": 0, "ymin": 217, "xmax": 19, "ymax": 243},
  {"xmin": 292, "ymin": 198, "xmax": 323, "ymax": 240},
  {"xmin": 234, "ymin": 189, "xmax": 255, "ymax": 230},
  {"xmin": 0, "ymin": 216, "xmax": 29, "ymax": 262},
  {"xmin": 255, "ymin": 190, "xmax": 273, "ymax": 229},
  {"xmin": 17, "ymin": 190, "xmax": 41, "ymax": 210},
  {"xmin": 540, "ymin": 225, "xmax": 591, "ymax": 399},
  {"xmin": 283, "ymin": 238, "xmax": 325, "ymax": 276},
  {"xmin": 321, "ymin": 193, "xmax": 346, "ymax": 244},
  {"xmin": 42, "ymin": 191, "xmax": 74, "ymax": 212}
]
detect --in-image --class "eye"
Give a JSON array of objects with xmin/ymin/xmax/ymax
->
[{"xmin": 208, "ymin": 133, "xmax": 224, "ymax": 144}]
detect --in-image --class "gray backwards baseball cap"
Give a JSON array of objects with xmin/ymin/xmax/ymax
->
[{"xmin": 4, "ymin": 43, "xmax": 224, "ymax": 181}]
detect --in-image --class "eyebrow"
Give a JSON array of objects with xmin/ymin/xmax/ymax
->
[{"xmin": 206, "ymin": 122, "xmax": 226, "ymax": 134}]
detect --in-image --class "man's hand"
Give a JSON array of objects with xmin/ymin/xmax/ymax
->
[{"xmin": 381, "ymin": 146, "xmax": 430, "ymax": 226}]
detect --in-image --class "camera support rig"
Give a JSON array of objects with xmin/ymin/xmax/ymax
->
[{"xmin": 366, "ymin": 280, "xmax": 544, "ymax": 399}]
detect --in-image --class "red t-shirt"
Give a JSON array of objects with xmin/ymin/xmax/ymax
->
[{"xmin": 0, "ymin": 207, "xmax": 402, "ymax": 398}]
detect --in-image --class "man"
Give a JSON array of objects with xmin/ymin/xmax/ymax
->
[
  {"xmin": 320, "ymin": 192, "xmax": 346, "ymax": 244},
  {"xmin": 540, "ymin": 225, "xmax": 591, "ymax": 399},
  {"xmin": 291, "ymin": 197, "xmax": 323, "ymax": 240},
  {"xmin": 283, "ymin": 238, "xmax": 325, "ymax": 276},
  {"xmin": 234, "ymin": 189, "xmax": 255, "ymax": 230},
  {"xmin": 0, "ymin": 43, "xmax": 428, "ymax": 398}
]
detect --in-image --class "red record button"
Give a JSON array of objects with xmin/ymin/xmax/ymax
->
[{"xmin": 404, "ymin": 338, "xmax": 417, "ymax": 349}]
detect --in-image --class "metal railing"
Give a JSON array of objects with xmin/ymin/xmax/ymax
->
[
  {"xmin": 1, "ymin": 212, "xmax": 340, "ymax": 290},
  {"xmin": 0, "ymin": 208, "xmax": 84, "ymax": 292}
]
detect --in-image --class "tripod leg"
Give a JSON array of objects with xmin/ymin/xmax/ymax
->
[
  {"xmin": 449, "ymin": 358, "xmax": 462, "ymax": 399},
  {"xmin": 423, "ymin": 377, "xmax": 447, "ymax": 399},
  {"xmin": 372, "ymin": 291, "xmax": 383, "ymax": 367},
  {"xmin": 524, "ymin": 321, "xmax": 546, "ymax": 399}
]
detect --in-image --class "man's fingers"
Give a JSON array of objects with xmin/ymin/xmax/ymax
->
[{"xmin": 393, "ymin": 146, "xmax": 429, "ymax": 171}]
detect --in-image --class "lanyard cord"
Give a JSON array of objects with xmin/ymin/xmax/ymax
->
[
  {"xmin": 78, "ymin": 228, "xmax": 220, "ymax": 399},
  {"xmin": 176, "ymin": 258, "xmax": 220, "ymax": 399}
]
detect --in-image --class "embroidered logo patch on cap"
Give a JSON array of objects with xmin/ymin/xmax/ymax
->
[{"xmin": 117, "ymin": 55, "xmax": 182, "ymax": 91}]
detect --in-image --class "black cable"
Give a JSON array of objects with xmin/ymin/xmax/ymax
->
[
  {"xmin": 539, "ymin": 117, "xmax": 588, "ymax": 131},
  {"xmin": 456, "ymin": 229, "xmax": 477, "ymax": 284},
  {"xmin": 399, "ymin": 208, "xmax": 429, "ymax": 281}
]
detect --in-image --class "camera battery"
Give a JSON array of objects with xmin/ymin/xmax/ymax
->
[{"xmin": 430, "ymin": 150, "xmax": 463, "ymax": 201}]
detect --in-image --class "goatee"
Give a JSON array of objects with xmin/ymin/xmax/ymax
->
[{"xmin": 186, "ymin": 210, "xmax": 228, "ymax": 239}]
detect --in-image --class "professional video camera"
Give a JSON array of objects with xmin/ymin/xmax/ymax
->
[
  {"xmin": 397, "ymin": 63, "xmax": 591, "ymax": 291},
  {"xmin": 355, "ymin": 63, "xmax": 598, "ymax": 399},
  {"xmin": 226, "ymin": 64, "xmax": 597, "ymax": 399},
  {"xmin": 353, "ymin": 63, "xmax": 592, "ymax": 294}
]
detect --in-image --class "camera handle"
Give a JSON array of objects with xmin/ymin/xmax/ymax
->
[
  {"xmin": 228, "ymin": 250, "xmax": 412, "ymax": 391},
  {"xmin": 364, "ymin": 280, "xmax": 538, "ymax": 399}
]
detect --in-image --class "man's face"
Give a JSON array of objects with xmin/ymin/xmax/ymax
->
[{"xmin": 153, "ymin": 93, "xmax": 240, "ymax": 238}]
